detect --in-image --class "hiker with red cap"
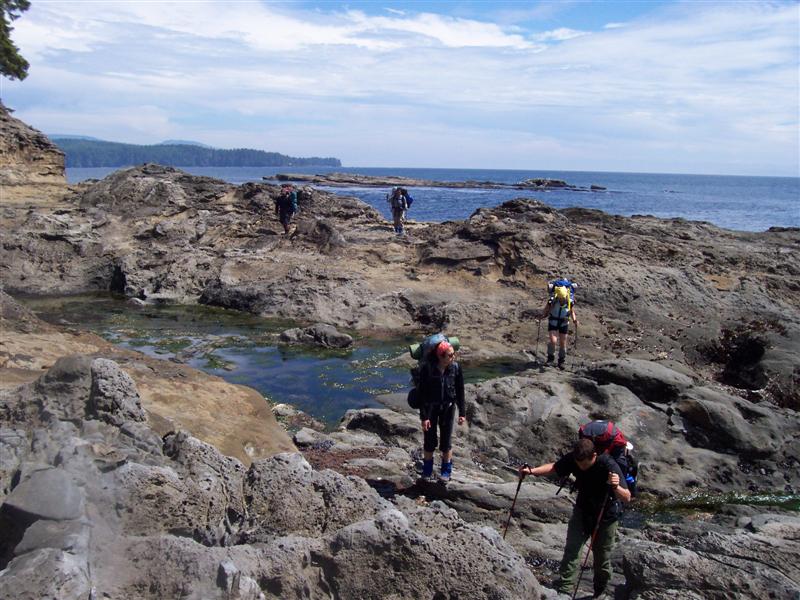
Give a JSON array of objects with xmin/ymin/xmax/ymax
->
[{"xmin": 417, "ymin": 341, "xmax": 466, "ymax": 482}]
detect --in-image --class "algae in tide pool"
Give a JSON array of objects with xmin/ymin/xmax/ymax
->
[{"xmin": 22, "ymin": 294, "xmax": 534, "ymax": 426}]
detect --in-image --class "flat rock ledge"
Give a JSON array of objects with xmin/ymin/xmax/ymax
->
[{"xmin": 265, "ymin": 172, "xmax": 595, "ymax": 191}]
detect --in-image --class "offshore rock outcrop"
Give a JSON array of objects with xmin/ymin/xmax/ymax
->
[{"xmin": 267, "ymin": 171, "xmax": 576, "ymax": 190}]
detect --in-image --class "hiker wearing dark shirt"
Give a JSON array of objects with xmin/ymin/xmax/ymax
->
[
  {"xmin": 276, "ymin": 184, "xmax": 298, "ymax": 234},
  {"xmin": 418, "ymin": 341, "xmax": 466, "ymax": 482},
  {"xmin": 520, "ymin": 438, "xmax": 630, "ymax": 598},
  {"xmin": 388, "ymin": 187, "xmax": 410, "ymax": 235}
]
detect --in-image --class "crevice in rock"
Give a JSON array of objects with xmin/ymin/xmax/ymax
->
[
  {"xmin": 109, "ymin": 265, "xmax": 127, "ymax": 295},
  {"xmin": 0, "ymin": 506, "xmax": 34, "ymax": 570}
]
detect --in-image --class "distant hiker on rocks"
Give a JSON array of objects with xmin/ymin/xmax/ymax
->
[
  {"xmin": 418, "ymin": 341, "xmax": 466, "ymax": 482},
  {"xmin": 387, "ymin": 187, "xmax": 412, "ymax": 235},
  {"xmin": 276, "ymin": 183, "xmax": 298, "ymax": 234},
  {"xmin": 520, "ymin": 438, "xmax": 630, "ymax": 599},
  {"xmin": 540, "ymin": 279, "xmax": 578, "ymax": 368}
]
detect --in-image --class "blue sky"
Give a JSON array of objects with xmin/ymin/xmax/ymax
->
[{"xmin": 2, "ymin": 0, "xmax": 798, "ymax": 175}]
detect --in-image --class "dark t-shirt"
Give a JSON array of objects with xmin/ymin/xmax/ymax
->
[
  {"xmin": 417, "ymin": 361, "xmax": 465, "ymax": 421},
  {"xmin": 554, "ymin": 452, "xmax": 627, "ymax": 524}
]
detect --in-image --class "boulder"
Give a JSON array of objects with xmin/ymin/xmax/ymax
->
[
  {"xmin": 279, "ymin": 323, "xmax": 353, "ymax": 348},
  {"xmin": 675, "ymin": 387, "xmax": 782, "ymax": 458},
  {"xmin": 341, "ymin": 408, "xmax": 420, "ymax": 439},
  {"xmin": 2, "ymin": 467, "xmax": 84, "ymax": 522},
  {"xmin": 89, "ymin": 358, "xmax": 147, "ymax": 425},
  {"xmin": 585, "ymin": 359, "xmax": 694, "ymax": 404},
  {"xmin": 623, "ymin": 514, "xmax": 800, "ymax": 599},
  {"xmin": 0, "ymin": 548, "xmax": 90, "ymax": 600}
]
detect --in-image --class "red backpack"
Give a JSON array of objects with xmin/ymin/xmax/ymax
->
[
  {"xmin": 578, "ymin": 420, "xmax": 638, "ymax": 495},
  {"xmin": 578, "ymin": 420, "xmax": 627, "ymax": 456}
]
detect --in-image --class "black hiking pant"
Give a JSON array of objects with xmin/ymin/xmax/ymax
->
[{"xmin": 423, "ymin": 402, "xmax": 456, "ymax": 453}]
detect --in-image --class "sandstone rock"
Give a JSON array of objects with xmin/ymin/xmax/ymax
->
[
  {"xmin": 243, "ymin": 452, "xmax": 392, "ymax": 539},
  {"xmin": 14, "ymin": 518, "xmax": 89, "ymax": 556},
  {"xmin": 341, "ymin": 408, "xmax": 420, "ymax": 438},
  {"xmin": 623, "ymin": 514, "xmax": 800, "ymax": 599},
  {"xmin": 0, "ymin": 103, "xmax": 67, "ymax": 204},
  {"xmin": 0, "ymin": 428, "xmax": 28, "ymax": 495}
]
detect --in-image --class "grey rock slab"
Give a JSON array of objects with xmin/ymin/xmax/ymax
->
[
  {"xmin": 0, "ymin": 548, "xmax": 90, "ymax": 600},
  {"xmin": 14, "ymin": 518, "xmax": 89, "ymax": 555},
  {"xmin": 292, "ymin": 427, "xmax": 327, "ymax": 447},
  {"xmin": 675, "ymin": 386, "xmax": 784, "ymax": 458},
  {"xmin": 586, "ymin": 358, "xmax": 694, "ymax": 403},
  {"xmin": 341, "ymin": 408, "xmax": 420, "ymax": 438},
  {"xmin": 244, "ymin": 452, "xmax": 392, "ymax": 539},
  {"xmin": 3, "ymin": 467, "xmax": 84, "ymax": 522}
]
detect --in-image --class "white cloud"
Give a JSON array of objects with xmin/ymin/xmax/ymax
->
[
  {"xmin": 532, "ymin": 28, "xmax": 589, "ymax": 42},
  {"xmin": 4, "ymin": 1, "xmax": 798, "ymax": 175}
]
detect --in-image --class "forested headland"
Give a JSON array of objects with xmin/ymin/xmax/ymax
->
[{"xmin": 53, "ymin": 138, "xmax": 341, "ymax": 168}]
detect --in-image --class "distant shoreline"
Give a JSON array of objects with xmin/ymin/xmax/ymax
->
[{"xmin": 52, "ymin": 138, "xmax": 341, "ymax": 168}]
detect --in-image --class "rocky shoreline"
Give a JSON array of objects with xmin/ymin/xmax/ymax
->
[
  {"xmin": 264, "ymin": 171, "xmax": 594, "ymax": 191},
  {"xmin": 1, "ymin": 105, "xmax": 799, "ymax": 598}
]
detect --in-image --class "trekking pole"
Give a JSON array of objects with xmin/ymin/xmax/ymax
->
[
  {"xmin": 503, "ymin": 464, "xmax": 528, "ymax": 539},
  {"xmin": 571, "ymin": 322, "xmax": 579, "ymax": 370},
  {"xmin": 571, "ymin": 490, "xmax": 611, "ymax": 600},
  {"xmin": 535, "ymin": 319, "xmax": 542, "ymax": 361}
]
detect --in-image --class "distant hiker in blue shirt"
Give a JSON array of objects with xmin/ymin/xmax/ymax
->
[{"xmin": 276, "ymin": 184, "xmax": 298, "ymax": 234}]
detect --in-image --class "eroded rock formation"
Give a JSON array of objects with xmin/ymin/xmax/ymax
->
[{"xmin": 0, "ymin": 103, "xmax": 68, "ymax": 203}]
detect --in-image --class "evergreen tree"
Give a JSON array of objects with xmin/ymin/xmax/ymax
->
[{"xmin": 0, "ymin": 0, "xmax": 30, "ymax": 80}]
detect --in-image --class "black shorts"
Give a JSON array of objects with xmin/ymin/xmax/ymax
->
[
  {"xmin": 548, "ymin": 318, "xmax": 569, "ymax": 334},
  {"xmin": 279, "ymin": 210, "xmax": 295, "ymax": 226},
  {"xmin": 423, "ymin": 403, "xmax": 456, "ymax": 453}
]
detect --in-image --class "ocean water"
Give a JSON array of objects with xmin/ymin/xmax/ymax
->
[{"xmin": 67, "ymin": 166, "xmax": 799, "ymax": 232}]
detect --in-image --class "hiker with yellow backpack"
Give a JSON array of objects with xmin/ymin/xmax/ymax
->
[{"xmin": 539, "ymin": 278, "xmax": 579, "ymax": 369}]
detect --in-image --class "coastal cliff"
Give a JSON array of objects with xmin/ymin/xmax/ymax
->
[
  {"xmin": 1, "ymin": 111, "xmax": 799, "ymax": 599},
  {"xmin": 0, "ymin": 103, "xmax": 68, "ymax": 204}
]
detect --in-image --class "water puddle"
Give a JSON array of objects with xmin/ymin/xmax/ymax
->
[
  {"xmin": 621, "ymin": 491, "xmax": 800, "ymax": 527},
  {"xmin": 21, "ymin": 294, "xmax": 530, "ymax": 425}
]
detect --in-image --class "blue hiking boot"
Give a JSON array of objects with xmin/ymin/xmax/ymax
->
[
  {"xmin": 421, "ymin": 458, "xmax": 434, "ymax": 480},
  {"xmin": 439, "ymin": 461, "xmax": 453, "ymax": 482}
]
